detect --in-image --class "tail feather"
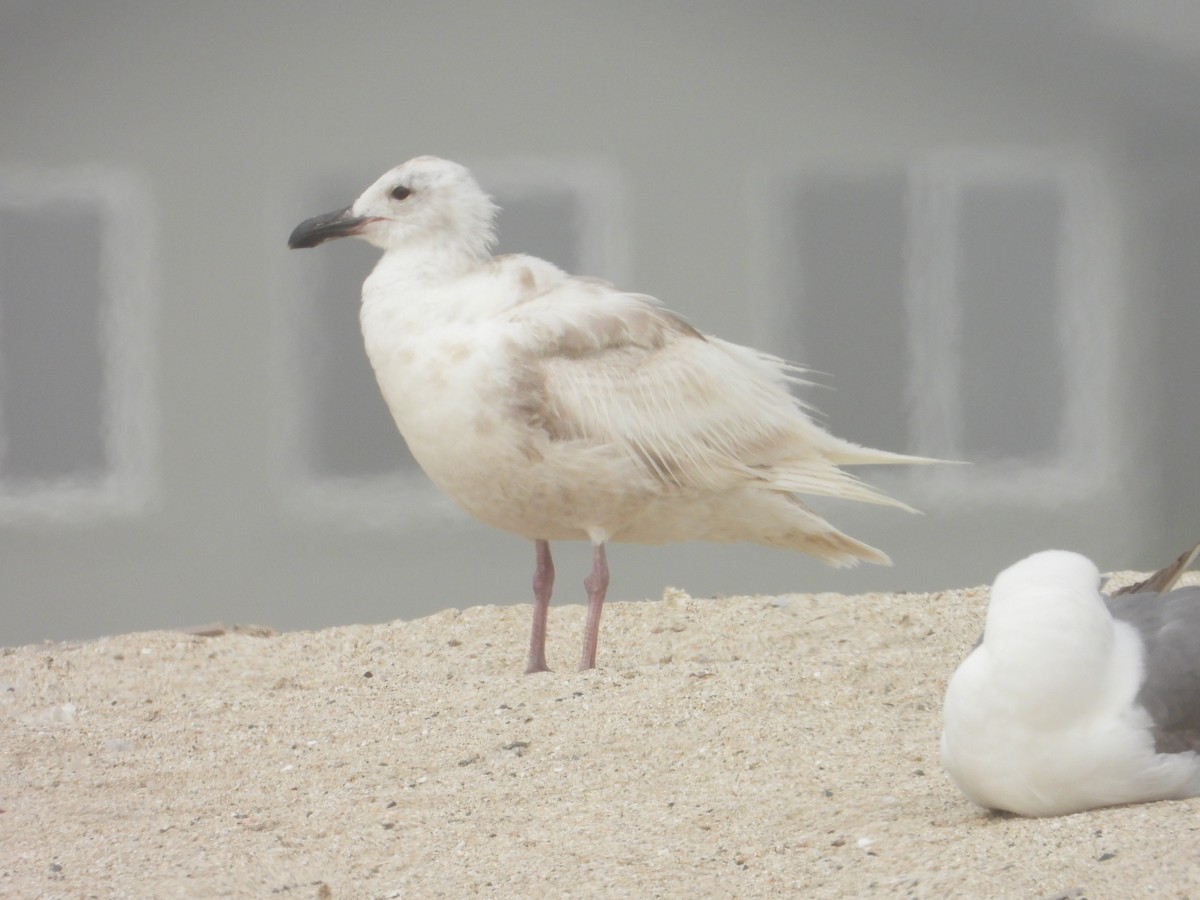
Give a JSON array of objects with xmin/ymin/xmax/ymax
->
[
  {"xmin": 775, "ymin": 528, "xmax": 892, "ymax": 568},
  {"xmin": 756, "ymin": 498, "xmax": 894, "ymax": 567},
  {"xmin": 820, "ymin": 435, "xmax": 961, "ymax": 468},
  {"xmin": 766, "ymin": 460, "xmax": 920, "ymax": 513},
  {"xmin": 1111, "ymin": 539, "xmax": 1200, "ymax": 597}
]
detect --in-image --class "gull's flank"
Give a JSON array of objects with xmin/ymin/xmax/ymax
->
[{"xmin": 289, "ymin": 155, "xmax": 939, "ymax": 672}]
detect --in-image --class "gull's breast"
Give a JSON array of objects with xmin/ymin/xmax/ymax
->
[{"xmin": 361, "ymin": 325, "xmax": 647, "ymax": 541}]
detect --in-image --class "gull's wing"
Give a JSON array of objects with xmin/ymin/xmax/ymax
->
[
  {"xmin": 505, "ymin": 273, "xmax": 917, "ymax": 508},
  {"xmin": 1108, "ymin": 586, "xmax": 1200, "ymax": 754},
  {"xmin": 1106, "ymin": 539, "xmax": 1200, "ymax": 755}
]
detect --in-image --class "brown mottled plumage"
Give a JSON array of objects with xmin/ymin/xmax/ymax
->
[{"xmin": 289, "ymin": 156, "xmax": 939, "ymax": 672}]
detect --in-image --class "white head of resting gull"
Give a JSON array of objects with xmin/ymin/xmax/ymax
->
[
  {"xmin": 941, "ymin": 542, "xmax": 1200, "ymax": 817},
  {"xmin": 289, "ymin": 156, "xmax": 940, "ymax": 673}
]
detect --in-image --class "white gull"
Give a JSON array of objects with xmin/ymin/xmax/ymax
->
[
  {"xmin": 288, "ymin": 155, "xmax": 938, "ymax": 672},
  {"xmin": 941, "ymin": 544, "xmax": 1200, "ymax": 817}
]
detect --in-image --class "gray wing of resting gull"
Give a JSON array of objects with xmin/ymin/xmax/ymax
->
[
  {"xmin": 1106, "ymin": 540, "xmax": 1200, "ymax": 755},
  {"xmin": 287, "ymin": 155, "xmax": 946, "ymax": 673},
  {"xmin": 941, "ymin": 542, "xmax": 1200, "ymax": 817}
]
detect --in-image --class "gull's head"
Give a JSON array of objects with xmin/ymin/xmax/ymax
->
[
  {"xmin": 984, "ymin": 549, "xmax": 1107, "ymax": 652},
  {"xmin": 287, "ymin": 156, "xmax": 498, "ymax": 258},
  {"xmin": 992, "ymin": 550, "xmax": 1101, "ymax": 601}
]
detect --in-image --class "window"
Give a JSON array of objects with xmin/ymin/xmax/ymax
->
[
  {"xmin": 763, "ymin": 151, "xmax": 1120, "ymax": 505},
  {"xmin": 0, "ymin": 165, "xmax": 156, "ymax": 522},
  {"xmin": 781, "ymin": 170, "xmax": 912, "ymax": 454},
  {"xmin": 273, "ymin": 157, "xmax": 625, "ymax": 525}
]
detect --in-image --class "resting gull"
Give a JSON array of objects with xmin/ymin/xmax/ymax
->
[
  {"xmin": 288, "ymin": 156, "xmax": 937, "ymax": 672},
  {"xmin": 941, "ymin": 543, "xmax": 1200, "ymax": 817}
]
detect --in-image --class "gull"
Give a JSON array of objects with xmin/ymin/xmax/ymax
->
[
  {"xmin": 941, "ymin": 542, "xmax": 1200, "ymax": 817},
  {"xmin": 288, "ymin": 155, "xmax": 936, "ymax": 672}
]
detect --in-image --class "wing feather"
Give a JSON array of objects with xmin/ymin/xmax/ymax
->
[{"xmin": 507, "ymin": 278, "xmax": 915, "ymax": 508}]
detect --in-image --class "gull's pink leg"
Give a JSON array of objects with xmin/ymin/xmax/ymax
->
[
  {"xmin": 579, "ymin": 542, "xmax": 609, "ymax": 671},
  {"xmin": 525, "ymin": 540, "xmax": 554, "ymax": 674}
]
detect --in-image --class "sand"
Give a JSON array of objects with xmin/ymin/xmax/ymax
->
[{"xmin": 2, "ymin": 575, "xmax": 1198, "ymax": 899}]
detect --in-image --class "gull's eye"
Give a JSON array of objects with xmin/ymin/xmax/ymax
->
[{"xmin": 390, "ymin": 185, "xmax": 412, "ymax": 201}]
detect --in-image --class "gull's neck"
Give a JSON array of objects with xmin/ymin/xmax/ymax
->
[{"xmin": 365, "ymin": 236, "xmax": 491, "ymax": 292}]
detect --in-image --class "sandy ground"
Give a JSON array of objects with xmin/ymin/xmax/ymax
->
[{"xmin": 3, "ymin": 574, "xmax": 1198, "ymax": 899}]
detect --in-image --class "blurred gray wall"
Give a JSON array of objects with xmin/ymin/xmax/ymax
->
[{"xmin": 1, "ymin": 1, "xmax": 1199, "ymax": 646}]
